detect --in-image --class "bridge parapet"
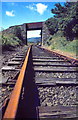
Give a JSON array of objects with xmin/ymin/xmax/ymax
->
[{"xmin": 26, "ymin": 22, "xmax": 43, "ymax": 30}]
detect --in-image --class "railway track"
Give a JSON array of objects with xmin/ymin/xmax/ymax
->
[
  {"xmin": 0, "ymin": 45, "xmax": 29, "ymax": 118},
  {"xmin": 2, "ymin": 45, "xmax": 78, "ymax": 119}
]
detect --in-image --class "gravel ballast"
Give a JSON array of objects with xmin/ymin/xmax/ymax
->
[{"xmin": 38, "ymin": 86, "xmax": 78, "ymax": 107}]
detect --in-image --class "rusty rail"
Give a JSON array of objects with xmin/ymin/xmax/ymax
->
[
  {"xmin": 3, "ymin": 46, "xmax": 31, "ymax": 119},
  {"xmin": 40, "ymin": 46, "xmax": 78, "ymax": 65}
]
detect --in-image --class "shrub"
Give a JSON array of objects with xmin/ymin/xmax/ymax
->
[{"xmin": 1, "ymin": 33, "xmax": 22, "ymax": 48}]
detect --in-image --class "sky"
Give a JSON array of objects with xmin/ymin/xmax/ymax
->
[{"xmin": 1, "ymin": 2, "xmax": 65, "ymax": 38}]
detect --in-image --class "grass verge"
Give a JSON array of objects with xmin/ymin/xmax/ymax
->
[{"xmin": 44, "ymin": 31, "xmax": 78, "ymax": 59}]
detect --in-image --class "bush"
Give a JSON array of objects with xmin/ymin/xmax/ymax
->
[
  {"xmin": 65, "ymin": 40, "xmax": 78, "ymax": 53},
  {"xmin": 45, "ymin": 2, "xmax": 78, "ymax": 41},
  {"xmin": 50, "ymin": 31, "xmax": 78, "ymax": 55},
  {"xmin": 1, "ymin": 33, "xmax": 22, "ymax": 48}
]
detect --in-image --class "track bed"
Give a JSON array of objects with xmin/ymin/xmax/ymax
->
[
  {"xmin": 2, "ymin": 45, "xmax": 78, "ymax": 119},
  {"xmin": 32, "ymin": 46, "xmax": 78, "ymax": 119}
]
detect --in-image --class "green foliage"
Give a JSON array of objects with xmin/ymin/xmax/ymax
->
[
  {"xmin": 44, "ymin": 2, "xmax": 78, "ymax": 56},
  {"xmin": 1, "ymin": 33, "xmax": 22, "ymax": 48},
  {"xmin": 51, "ymin": 3, "xmax": 66, "ymax": 18},
  {"xmin": 64, "ymin": 40, "xmax": 77, "ymax": 53},
  {"xmin": 45, "ymin": 2, "xmax": 78, "ymax": 41},
  {"xmin": 46, "ymin": 31, "xmax": 78, "ymax": 55},
  {"xmin": 45, "ymin": 18, "xmax": 58, "ymax": 35},
  {"xmin": 45, "ymin": 36, "xmax": 52, "ymax": 46},
  {"xmin": 0, "ymin": 26, "xmax": 25, "ymax": 50}
]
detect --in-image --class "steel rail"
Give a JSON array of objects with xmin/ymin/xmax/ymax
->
[
  {"xmin": 3, "ymin": 46, "xmax": 31, "ymax": 119},
  {"xmin": 39, "ymin": 46, "xmax": 78, "ymax": 64}
]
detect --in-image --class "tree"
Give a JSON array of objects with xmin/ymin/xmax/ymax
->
[
  {"xmin": 45, "ymin": 17, "xmax": 58, "ymax": 35},
  {"xmin": 51, "ymin": 3, "xmax": 66, "ymax": 18},
  {"xmin": 45, "ymin": 2, "xmax": 78, "ymax": 41}
]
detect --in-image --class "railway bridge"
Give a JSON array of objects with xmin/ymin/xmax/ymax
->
[
  {"xmin": 4, "ymin": 21, "xmax": 50, "ymax": 46},
  {"xmin": 24, "ymin": 22, "xmax": 43, "ymax": 45}
]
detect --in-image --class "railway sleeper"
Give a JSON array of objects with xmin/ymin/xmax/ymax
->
[{"xmin": 2, "ymin": 46, "xmax": 78, "ymax": 119}]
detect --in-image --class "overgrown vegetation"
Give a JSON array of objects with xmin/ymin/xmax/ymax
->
[
  {"xmin": 13, "ymin": 26, "xmax": 23, "ymax": 41},
  {"xmin": 0, "ymin": 26, "xmax": 23, "ymax": 50},
  {"xmin": 45, "ymin": 2, "xmax": 78, "ymax": 57}
]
